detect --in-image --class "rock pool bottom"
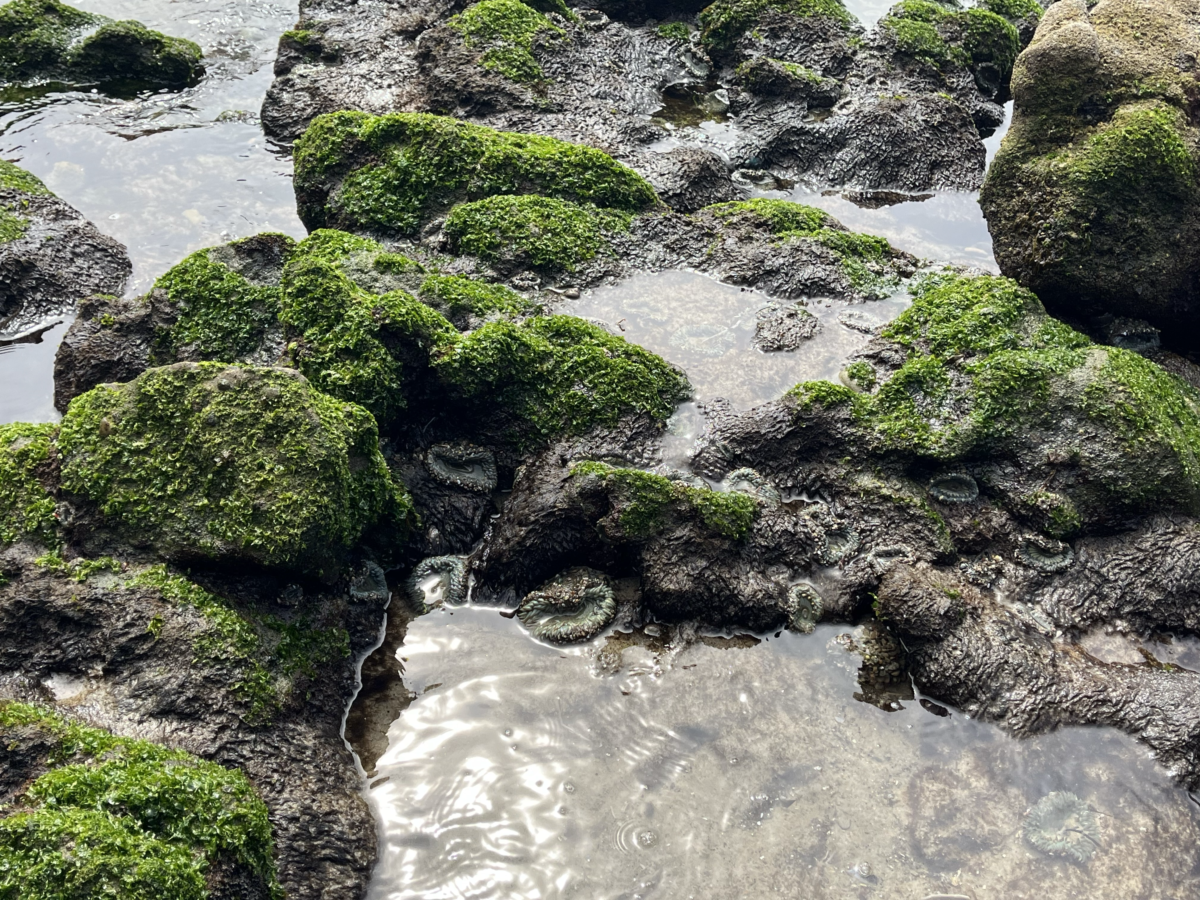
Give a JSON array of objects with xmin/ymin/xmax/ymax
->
[{"xmin": 358, "ymin": 606, "xmax": 1200, "ymax": 900}]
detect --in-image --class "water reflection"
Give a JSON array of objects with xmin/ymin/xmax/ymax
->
[
  {"xmin": 364, "ymin": 607, "xmax": 1200, "ymax": 899},
  {"xmin": 566, "ymin": 270, "xmax": 909, "ymax": 409}
]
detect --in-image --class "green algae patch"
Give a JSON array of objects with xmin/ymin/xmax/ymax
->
[
  {"xmin": 788, "ymin": 274, "xmax": 1200, "ymax": 517},
  {"xmin": 705, "ymin": 198, "xmax": 898, "ymax": 294},
  {"xmin": 280, "ymin": 241, "xmax": 457, "ymax": 426},
  {"xmin": 293, "ymin": 111, "xmax": 658, "ymax": 235},
  {"xmin": 0, "ymin": 0, "xmax": 203, "ymax": 87},
  {"xmin": 419, "ymin": 274, "xmax": 536, "ymax": 324},
  {"xmin": 656, "ymin": 21, "xmax": 691, "ymax": 41},
  {"xmin": 56, "ymin": 363, "xmax": 412, "ymax": 572},
  {"xmin": 448, "ymin": 0, "xmax": 563, "ymax": 84},
  {"xmin": 445, "ymin": 194, "xmax": 631, "ymax": 271},
  {"xmin": 700, "ymin": 0, "xmax": 856, "ymax": 51},
  {"xmin": 0, "ymin": 422, "xmax": 57, "ymax": 549},
  {"xmin": 125, "ymin": 565, "xmax": 350, "ymax": 722},
  {"xmin": 0, "ymin": 701, "xmax": 283, "ymax": 900},
  {"xmin": 434, "ymin": 316, "xmax": 689, "ymax": 444},
  {"xmin": 880, "ymin": 1, "xmax": 1018, "ymax": 80},
  {"xmin": 0, "ymin": 157, "xmax": 49, "ymax": 195},
  {"xmin": 571, "ymin": 461, "xmax": 758, "ymax": 539},
  {"xmin": 152, "ymin": 244, "xmax": 287, "ymax": 362}
]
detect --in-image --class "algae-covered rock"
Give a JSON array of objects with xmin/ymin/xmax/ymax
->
[
  {"xmin": 292, "ymin": 111, "xmax": 659, "ymax": 235},
  {"xmin": 0, "ymin": 701, "xmax": 283, "ymax": 899},
  {"xmin": 980, "ymin": 0, "xmax": 1200, "ymax": 343},
  {"xmin": 0, "ymin": 0, "xmax": 204, "ymax": 88},
  {"xmin": 787, "ymin": 274, "xmax": 1200, "ymax": 523},
  {"xmin": 0, "ymin": 158, "xmax": 129, "ymax": 343},
  {"xmin": 0, "ymin": 422, "xmax": 57, "ymax": 550},
  {"xmin": 55, "ymin": 362, "xmax": 412, "ymax": 572}
]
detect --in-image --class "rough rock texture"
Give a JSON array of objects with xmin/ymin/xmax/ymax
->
[
  {"xmin": 980, "ymin": 0, "xmax": 1200, "ymax": 346},
  {"xmin": 466, "ymin": 273, "xmax": 1200, "ymax": 786},
  {"xmin": 0, "ymin": 159, "xmax": 129, "ymax": 344},
  {"xmin": 262, "ymin": 0, "xmax": 1035, "ymax": 196},
  {"xmin": 0, "ymin": 0, "xmax": 204, "ymax": 88},
  {"xmin": 0, "ymin": 545, "xmax": 386, "ymax": 900}
]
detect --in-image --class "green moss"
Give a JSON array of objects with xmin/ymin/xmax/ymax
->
[
  {"xmin": 699, "ymin": 0, "xmax": 855, "ymax": 51},
  {"xmin": 707, "ymin": 197, "xmax": 829, "ymax": 233},
  {"xmin": 0, "ymin": 0, "xmax": 101, "ymax": 80},
  {"xmin": 0, "ymin": 206, "xmax": 27, "ymax": 242},
  {"xmin": 34, "ymin": 550, "xmax": 120, "ymax": 582},
  {"xmin": 656, "ymin": 21, "xmax": 691, "ymax": 41},
  {"xmin": 448, "ymin": 0, "xmax": 563, "ymax": 83},
  {"xmin": 882, "ymin": 0, "xmax": 1018, "ymax": 76},
  {"xmin": 977, "ymin": 0, "xmax": 1042, "ymax": 20},
  {"xmin": 419, "ymin": 274, "xmax": 536, "ymax": 322},
  {"xmin": 1069, "ymin": 102, "xmax": 1196, "ymax": 199},
  {"xmin": 0, "ymin": 157, "xmax": 49, "ymax": 195},
  {"xmin": 280, "ymin": 243, "xmax": 457, "ymax": 425},
  {"xmin": 66, "ymin": 19, "xmax": 203, "ymax": 85},
  {"xmin": 295, "ymin": 111, "xmax": 658, "ymax": 235},
  {"xmin": 445, "ymin": 194, "xmax": 631, "ymax": 271},
  {"xmin": 434, "ymin": 315, "xmax": 689, "ymax": 444},
  {"xmin": 152, "ymin": 247, "xmax": 285, "ymax": 362},
  {"xmin": 125, "ymin": 565, "xmax": 350, "ymax": 722},
  {"xmin": 0, "ymin": 422, "xmax": 57, "ymax": 548},
  {"xmin": 787, "ymin": 379, "xmax": 864, "ymax": 411},
  {"xmin": 57, "ymin": 363, "xmax": 411, "ymax": 572},
  {"xmin": 843, "ymin": 360, "xmax": 876, "ymax": 390},
  {"xmin": 570, "ymin": 461, "xmax": 758, "ymax": 539},
  {"xmin": 0, "ymin": 702, "xmax": 282, "ymax": 900},
  {"xmin": 0, "ymin": 0, "xmax": 202, "ymax": 86}
]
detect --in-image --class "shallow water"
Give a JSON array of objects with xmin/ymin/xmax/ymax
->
[
  {"xmin": 362, "ymin": 605, "xmax": 1200, "ymax": 900},
  {"xmin": 0, "ymin": 0, "xmax": 303, "ymax": 425},
  {"xmin": 566, "ymin": 270, "xmax": 909, "ymax": 410}
]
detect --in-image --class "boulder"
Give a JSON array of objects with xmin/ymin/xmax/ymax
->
[{"xmin": 980, "ymin": 0, "xmax": 1200, "ymax": 345}]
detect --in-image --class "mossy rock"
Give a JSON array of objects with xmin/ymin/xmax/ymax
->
[
  {"xmin": 0, "ymin": 0, "xmax": 203, "ymax": 87},
  {"xmin": 788, "ymin": 274, "xmax": 1200, "ymax": 521},
  {"xmin": 0, "ymin": 421, "xmax": 57, "ymax": 550},
  {"xmin": 702, "ymin": 198, "xmax": 903, "ymax": 297},
  {"xmin": 447, "ymin": 0, "xmax": 565, "ymax": 84},
  {"xmin": 699, "ymin": 0, "xmax": 857, "ymax": 52},
  {"xmin": 0, "ymin": 701, "xmax": 283, "ymax": 899},
  {"xmin": 979, "ymin": 0, "xmax": 1200, "ymax": 341},
  {"xmin": 0, "ymin": 156, "xmax": 50, "ymax": 244},
  {"xmin": 292, "ymin": 111, "xmax": 659, "ymax": 236},
  {"xmin": 444, "ymin": 194, "xmax": 632, "ymax": 272},
  {"xmin": 56, "ymin": 362, "xmax": 412, "ymax": 573},
  {"xmin": 879, "ymin": 0, "xmax": 1020, "ymax": 89},
  {"xmin": 432, "ymin": 315, "xmax": 691, "ymax": 445}
]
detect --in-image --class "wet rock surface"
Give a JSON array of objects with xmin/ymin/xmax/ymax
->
[
  {"xmin": 261, "ymin": 0, "xmax": 1031, "ymax": 195},
  {"xmin": 0, "ymin": 160, "xmax": 130, "ymax": 346}
]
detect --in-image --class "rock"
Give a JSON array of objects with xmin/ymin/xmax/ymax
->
[
  {"xmin": 0, "ymin": 701, "xmax": 281, "ymax": 899},
  {"xmin": 0, "ymin": 0, "xmax": 204, "ymax": 88},
  {"xmin": 980, "ymin": 0, "xmax": 1200, "ymax": 346},
  {"xmin": 54, "ymin": 362, "xmax": 413, "ymax": 573},
  {"xmin": 0, "ymin": 547, "xmax": 386, "ymax": 899},
  {"xmin": 639, "ymin": 146, "xmax": 742, "ymax": 213},
  {"xmin": 0, "ymin": 159, "xmax": 129, "ymax": 343},
  {"xmin": 261, "ymin": 0, "xmax": 1033, "ymax": 193},
  {"xmin": 754, "ymin": 301, "xmax": 822, "ymax": 351}
]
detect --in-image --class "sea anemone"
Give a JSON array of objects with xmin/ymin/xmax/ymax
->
[
  {"xmin": 723, "ymin": 467, "xmax": 782, "ymax": 505},
  {"xmin": 349, "ymin": 560, "xmax": 390, "ymax": 603},
  {"xmin": 928, "ymin": 472, "xmax": 979, "ymax": 504},
  {"xmin": 404, "ymin": 555, "xmax": 467, "ymax": 613},
  {"xmin": 787, "ymin": 583, "xmax": 824, "ymax": 633},
  {"xmin": 1018, "ymin": 535, "xmax": 1074, "ymax": 574},
  {"xmin": 517, "ymin": 567, "xmax": 617, "ymax": 643},
  {"xmin": 1022, "ymin": 792, "xmax": 1101, "ymax": 863},
  {"xmin": 427, "ymin": 441, "xmax": 498, "ymax": 493}
]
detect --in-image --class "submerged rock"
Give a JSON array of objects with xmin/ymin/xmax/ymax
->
[
  {"xmin": 0, "ymin": 159, "xmax": 129, "ymax": 344},
  {"xmin": 981, "ymin": 0, "xmax": 1200, "ymax": 344},
  {"xmin": 0, "ymin": 0, "xmax": 204, "ymax": 88}
]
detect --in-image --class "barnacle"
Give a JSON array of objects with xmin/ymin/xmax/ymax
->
[
  {"xmin": 404, "ymin": 555, "xmax": 467, "ymax": 613},
  {"xmin": 1023, "ymin": 792, "xmax": 1101, "ymax": 863},
  {"xmin": 516, "ymin": 566, "xmax": 617, "ymax": 643},
  {"xmin": 427, "ymin": 441, "xmax": 498, "ymax": 493}
]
